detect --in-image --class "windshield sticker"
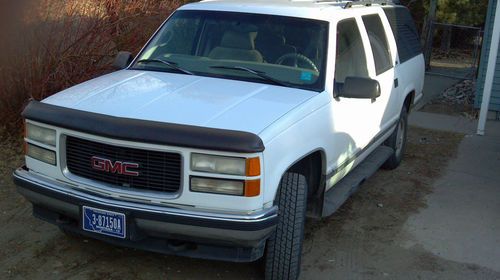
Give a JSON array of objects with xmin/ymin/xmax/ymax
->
[{"xmin": 300, "ymin": 72, "xmax": 313, "ymax": 81}]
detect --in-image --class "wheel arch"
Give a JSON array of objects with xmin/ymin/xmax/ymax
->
[
  {"xmin": 402, "ymin": 87, "xmax": 416, "ymax": 112},
  {"xmin": 276, "ymin": 149, "xmax": 327, "ymax": 218}
]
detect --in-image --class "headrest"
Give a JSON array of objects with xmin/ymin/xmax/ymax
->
[{"xmin": 220, "ymin": 31, "xmax": 257, "ymax": 50}]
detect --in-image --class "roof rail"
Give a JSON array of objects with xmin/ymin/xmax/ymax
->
[{"xmin": 314, "ymin": 0, "xmax": 401, "ymax": 8}]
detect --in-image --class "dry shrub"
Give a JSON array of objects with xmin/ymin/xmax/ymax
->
[{"xmin": 0, "ymin": 0, "xmax": 189, "ymax": 134}]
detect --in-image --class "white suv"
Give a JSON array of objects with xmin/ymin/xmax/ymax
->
[{"xmin": 14, "ymin": 0, "xmax": 424, "ymax": 279}]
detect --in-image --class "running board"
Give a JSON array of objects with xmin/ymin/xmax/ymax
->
[{"xmin": 322, "ymin": 146, "xmax": 394, "ymax": 218}]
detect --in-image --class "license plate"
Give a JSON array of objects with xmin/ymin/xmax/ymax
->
[{"xmin": 82, "ymin": 206, "xmax": 126, "ymax": 239}]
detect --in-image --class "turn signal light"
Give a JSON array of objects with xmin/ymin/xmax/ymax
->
[
  {"xmin": 246, "ymin": 157, "xmax": 260, "ymax": 176},
  {"xmin": 244, "ymin": 179, "xmax": 260, "ymax": 197}
]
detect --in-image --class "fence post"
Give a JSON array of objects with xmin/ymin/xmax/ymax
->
[
  {"xmin": 471, "ymin": 29, "xmax": 482, "ymax": 81},
  {"xmin": 423, "ymin": 0, "xmax": 438, "ymax": 70}
]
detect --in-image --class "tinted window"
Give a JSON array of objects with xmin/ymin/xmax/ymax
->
[
  {"xmin": 362, "ymin": 14, "xmax": 393, "ymax": 75},
  {"xmin": 335, "ymin": 18, "xmax": 369, "ymax": 83},
  {"xmin": 383, "ymin": 7, "xmax": 422, "ymax": 63}
]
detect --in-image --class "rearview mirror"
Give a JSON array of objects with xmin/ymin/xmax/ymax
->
[
  {"xmin": 113, "ymin": 51, "xmax": 133, "ymax": 70},
  {"xmin": 338, "ymin": 77, "xmax": 381, "ymax": 99}
]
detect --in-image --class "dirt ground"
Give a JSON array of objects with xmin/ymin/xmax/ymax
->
[
  {"xmin": 2, "ymin": 126, "xmax": 494, "ymax": 280},
  {"xmin": 420, "ymin": 78, "xmax": 478, "ymax": 119},
  {"xmin": 421, "ymin": 102, "xmax": 478, "ymax": 118}
]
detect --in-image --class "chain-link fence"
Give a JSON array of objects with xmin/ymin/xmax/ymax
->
[{"xmin": 425, "ymin": 22, "xmax": 483, "ymax": 80}]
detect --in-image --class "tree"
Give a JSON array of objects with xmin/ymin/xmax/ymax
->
[{"xmin": 435, "ymin": 0, "xmax": 489, "ymax": 26}]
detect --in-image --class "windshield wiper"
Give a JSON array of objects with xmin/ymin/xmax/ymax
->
[
  {"xmin": 210, "ymin": 65, "xmax": 289, "ymax": 87},
  {"xmin": 136, "ymin": 59, "xmax": 194, "ymax": 75}
]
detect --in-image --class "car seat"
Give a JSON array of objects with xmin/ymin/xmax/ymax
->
[{"xmin": 209, "ymin": 31, "xmax": 264, "ymax": 62}]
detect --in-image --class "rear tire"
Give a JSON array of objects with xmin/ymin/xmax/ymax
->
[
  {"xmin": 382, "ymin": 106, "xmax": 408, "ymax": 170},
  {"xmin": 265, "ymin": 172, "xmax": 307, "ymax": 280}
]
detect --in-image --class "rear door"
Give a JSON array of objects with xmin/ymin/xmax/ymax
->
[{"xmin": 360, "ymin": 12, "xmax": 400, "ymax": 133}]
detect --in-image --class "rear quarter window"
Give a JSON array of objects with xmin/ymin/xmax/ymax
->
[{"xmin": 382, "ymin": 6, "xmax": 422, "ymax": 63}]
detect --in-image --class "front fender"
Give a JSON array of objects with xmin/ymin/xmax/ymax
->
[{"xmin": 260, "ymin": 102, "xmax": 331, "ymax": 204}]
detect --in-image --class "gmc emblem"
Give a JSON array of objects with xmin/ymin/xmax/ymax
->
[{"xmin": 91, "ymin": 156, "xmax": 139, "ymax": 176}]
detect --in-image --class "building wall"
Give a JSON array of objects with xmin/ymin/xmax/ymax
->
[{"xmin": 475, "ymin": 0, "xmax": 500, "ymax": 112}]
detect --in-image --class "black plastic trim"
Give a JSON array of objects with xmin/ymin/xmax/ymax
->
[{"xmin": 22, "ymin": 101, "xmax": 265, "ymax": 153}]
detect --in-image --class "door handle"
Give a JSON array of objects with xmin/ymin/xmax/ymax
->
[{"xmin": 394, "ymin": 78, "xmax": 399, "ymax": 88}]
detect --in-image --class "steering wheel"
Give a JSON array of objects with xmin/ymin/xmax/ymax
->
[{"xmin": 275, "ymin": 53, "xmax": 319, "ymax": 72}]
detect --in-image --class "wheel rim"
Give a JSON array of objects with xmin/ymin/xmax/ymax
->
[{"xmin": 395, "ymin": 118, "xmax": 405, "ymax": 157}]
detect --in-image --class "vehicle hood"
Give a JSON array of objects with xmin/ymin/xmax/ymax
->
[{"xmin": 43, "ymin": 70, "xmax": 318, "ymax": 135}]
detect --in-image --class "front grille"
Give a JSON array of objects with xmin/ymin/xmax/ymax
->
[{"xmin": 65, "ymin": 136, "xmax": 182, "ymax": 193}]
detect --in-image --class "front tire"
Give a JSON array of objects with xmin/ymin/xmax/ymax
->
[
  {"xmin": 383, "ymin": 106, "xmax": 408, "ymax": 170},
  {"xmin": 265, "ymin": 172, "xmax": 307, "ymax": 280}
]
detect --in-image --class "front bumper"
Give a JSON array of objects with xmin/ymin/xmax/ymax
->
[{"xmin": 13, "ymin": 167, "xmax": 278, "ymax": 262}]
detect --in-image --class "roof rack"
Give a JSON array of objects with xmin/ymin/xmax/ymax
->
[{"xmin": 314, "ymin": 0, "xmax": 400, "ymax": 8}]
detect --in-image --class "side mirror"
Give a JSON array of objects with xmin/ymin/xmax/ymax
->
[
  {"xmin": 338, "ymin": 77, "xmax": 381, "ymax": 99},
  {"xmin": 113, "ymin": 51, "xmax": 133, "ymax": 70}
]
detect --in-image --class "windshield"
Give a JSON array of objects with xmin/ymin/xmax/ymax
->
[{"xmin": 132, "ymin": 10, "xmax": 329, "ymax": 92}]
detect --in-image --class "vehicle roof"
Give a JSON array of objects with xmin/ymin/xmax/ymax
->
[{"xmin": 179, "ymin": 0, "xmax": 400, "ymax": 21}]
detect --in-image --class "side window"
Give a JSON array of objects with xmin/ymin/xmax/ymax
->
[
  {"xmin": 335, "ymin": 18, "xmax": 369, "ymax": 84},
  {"xmin": 383, "ymin": 7, "xmax": 422, "ymax": 63},
  {"xmin": 362, "ymin": 14, "xmax": 393, "ymax": 75}
]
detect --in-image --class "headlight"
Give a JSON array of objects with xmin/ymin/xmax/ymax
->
[
  {"xmin": 190, "ymin": 177, "xmax": 260, "ymax": 197},
  {"xmin": 191, "ymin": 177, "xmax": 244, "ymax": 196},
  {"xmin": 191, "ymin": 153, "xmax": 260, "ymax": 176},
  {"xmin": 191, "ymin": 153, "xmax": 246, "ymax": 175},
  {"xmin": 26, "ymin": 123, "xmax": 56, "ymax": 146},
  {"xmin": 26, "ymin": 144, "xmax": 56, "ymax": 165}
]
